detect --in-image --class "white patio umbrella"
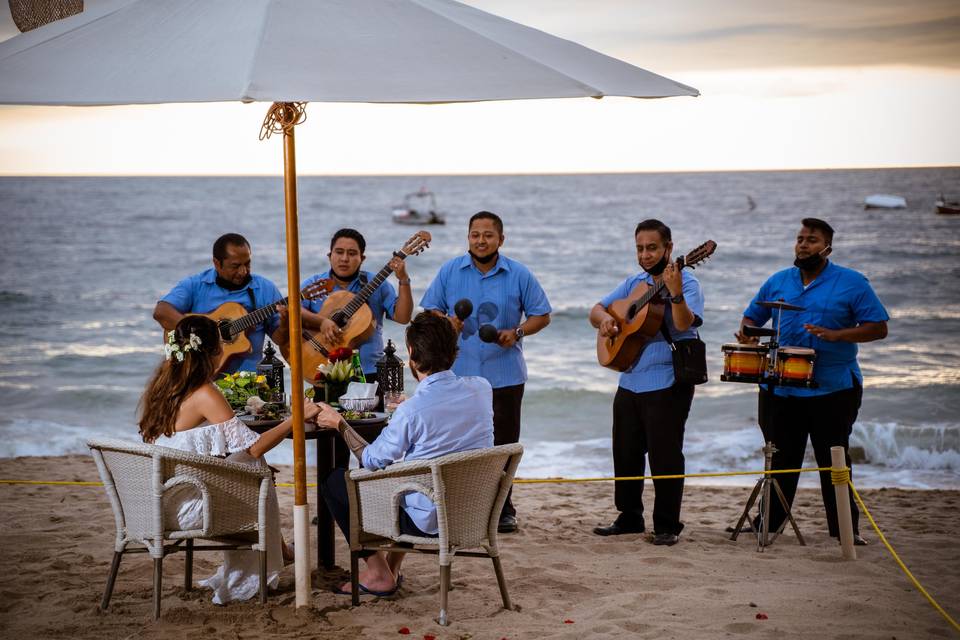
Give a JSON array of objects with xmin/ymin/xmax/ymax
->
[{"xmin": 0, "ymin": 0, "xmax": 697, "ymax": 608}]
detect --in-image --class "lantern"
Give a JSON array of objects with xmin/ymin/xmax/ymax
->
[
  {"xmin": 375, "ymin": 339, "xmax": 404, "ymax": 405},
  {"xmin": 257, "ymin": 340, "xmax": 285, "ymax": 400}
]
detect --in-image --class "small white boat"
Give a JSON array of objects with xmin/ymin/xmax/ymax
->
[
  {"xmin": 391, "ymin": 188, "xmax": 446, "ymax": 225},
  {"xmin": 864, "ymin": 194, "xmax": 906, "ymax": 209}
]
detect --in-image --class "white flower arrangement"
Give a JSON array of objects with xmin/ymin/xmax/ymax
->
[{"xmin": 164, "ymin": 330, "xmax": 202, "ymax": 362}]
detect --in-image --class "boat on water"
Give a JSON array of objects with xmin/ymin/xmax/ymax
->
[
  {"xmin": 391, "ymin": 188, "xmax": 446, "ymax": 225},
  {"xmin": 864, "ymin": 194, "xmax": 907, "ymax": 209},
  {"xmin": 935, "ymin": 193, "xmax": 960, "ymax": 215}
]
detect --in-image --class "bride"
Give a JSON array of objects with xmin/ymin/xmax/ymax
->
[{"xmin": 138, "ymin": 315, "xmax": 319, "ymax": 604}]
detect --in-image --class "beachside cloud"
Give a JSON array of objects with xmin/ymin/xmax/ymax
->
[{"xmin": 470, "ymin": 0, "xmax": 960, "ymax": 71}]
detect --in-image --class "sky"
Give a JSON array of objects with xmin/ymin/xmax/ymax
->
[{"xmin": 0, "ymin": 0, "xmax": 958, "ymax": 175}]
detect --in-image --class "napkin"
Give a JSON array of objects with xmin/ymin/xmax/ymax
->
[{"xmin": 343, "ymin": 381, "xmax": 378, "ymax": 399}]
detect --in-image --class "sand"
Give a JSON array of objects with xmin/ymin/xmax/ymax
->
[{"xmin": 0, "ymin": 454, "xmax": 957, "ymax": 639}]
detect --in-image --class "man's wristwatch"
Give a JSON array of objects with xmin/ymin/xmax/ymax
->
[
  {"xmin": 515, "ymin": 326, "xmax": 525, "ymax": 341},
  {"xmin": 670, "ymin": 293, "xmax": 685, "ymax": 304}
]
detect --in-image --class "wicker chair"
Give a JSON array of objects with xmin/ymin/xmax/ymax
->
[
  {"xmin": 87, "ymin": 438, "xmax": 274, "ymax": 619},
  {"xmin": 345, "ymin": 443, "xmax": 523, "ymax": 625}
]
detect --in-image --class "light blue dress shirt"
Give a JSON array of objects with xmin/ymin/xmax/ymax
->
[
  {"xmin": 301, "ymin": 270, "xmax": 398, "ymax": 375},
  {"xmin": 599, "ymin": 270, "xmax": 705, "ymax": 393},
  {"xmin": 361, "ymin": 370, "xmax": 495, "ymax": 534},
  {"xmin": 743, "ymin": 261, "xmax": 889, "ymax": 397},
  {"xmin": 420, "ymin": 254, "xmax": 552, "ymax": 389},
  {"xmin": 160, "ymin": 268, "xmax": 284, "ymax": 373}
]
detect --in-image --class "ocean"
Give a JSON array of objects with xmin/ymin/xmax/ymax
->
[{"xmin": 1, "ymin": 168, "xmax": 958, "ymax": 489}]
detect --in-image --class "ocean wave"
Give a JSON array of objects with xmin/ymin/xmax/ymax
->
[
  {"xmin": 42, "ymin": 344, "xmax": 159, "ymax": 358},
  {"xmin": 852, "ymin": 421, "xmax": 960, "ymax": 472}
]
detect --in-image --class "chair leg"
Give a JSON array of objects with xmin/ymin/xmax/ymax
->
[
  {"xmin": 350, "ymin": 551, "xmax": 360, "ymax": 607},
  {"xmin": 259, "ymin": 550, "xmax": 268, "ymax": 604},
  {"xmin": 491, "ymin": 555, "xmax": 512, "ymax": 611},
  {"xmin": 100, "ymin": 551, "xmax": 123, "ymax": 610},
  {"xmin": 438, "ymin": 564, "xmax": 451, "ymax": 626},
  {"xmin": 184, "ymin": 540, "xmax": 193, "ymax": 591},
  {"xmin": 153, "ymin": 557, "xmax": 163, "ymax": 620}
]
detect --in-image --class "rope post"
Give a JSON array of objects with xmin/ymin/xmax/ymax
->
[{"xmin": 831, "ymin": 446, "xmax": 856, "ymax": 560}]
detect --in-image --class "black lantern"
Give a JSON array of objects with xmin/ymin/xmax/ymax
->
[
  {"xmin": 375, "ymin": 339, "xmax": 404, "ymax": 404},
  {"xmin": 257, "ymin": 340, "xmax": 285, "ymax": 399}
]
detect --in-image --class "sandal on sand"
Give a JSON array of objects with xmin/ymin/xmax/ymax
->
[{"xmin": 333, "ymin": 577, "xmax": 400, "ymax": 597}]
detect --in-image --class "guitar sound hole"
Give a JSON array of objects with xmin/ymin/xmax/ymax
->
[
  {"xmin": 218, "ymin": 321, "xmax": 233, "ymax": 342},
  {"xmin": 626, "ymin": 304, "xmax": 637, "ymax": 321}
]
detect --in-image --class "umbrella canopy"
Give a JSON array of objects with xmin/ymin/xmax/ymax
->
[
  {"xmin": 0, "ymin": 0, "xmax": 697, "ymax": 610},
  {"xmin": 0, "ymin": 0, "xmax": 697, "ymax": 104}
]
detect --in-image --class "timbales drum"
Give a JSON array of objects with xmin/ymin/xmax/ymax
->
[
  {"xmin": 774, "ymin": 347, "xmax": 816, "ymax": 387},
  {"xmin": 720, "ymin": 343, "xmax": 769, "ymax": 383}
]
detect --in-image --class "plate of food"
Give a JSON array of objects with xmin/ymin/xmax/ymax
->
[{"xmin": 339, "ymin": 410, "xmax": 389, "ymax": 425}]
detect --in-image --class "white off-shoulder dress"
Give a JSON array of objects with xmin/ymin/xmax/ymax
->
[{"xmin": 158, "ymin": 417, "xmax": 283, "ymax": 605}]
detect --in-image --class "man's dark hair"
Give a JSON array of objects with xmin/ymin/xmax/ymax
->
[
  {"xmin": 634, "ymin": 219, "xmax": 672, "ymax": 242},
  {"xmin": 406, "ymin": 312, "xmax": 459, "ymax": 374},
  {"xmin": 469, "ymin": 210, "xmax": 504, "ymax": 235},
  {"xmin": 330, "ymin": 228, "xmax": 366, "ymax": 254},
  {"xmin": 212, "ymin": 233, "xmax": 250, "ymax": 262},
  {"xmin": 801, "ymin": 218, "xmax": 834, "ymax": 244}
]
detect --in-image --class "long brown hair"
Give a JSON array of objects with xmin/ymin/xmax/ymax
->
[{"xmin": 138, "ymin": 315, "xmax": 222, "ymax": 443}]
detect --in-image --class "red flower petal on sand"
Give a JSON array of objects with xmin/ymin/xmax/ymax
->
[
  {"xmin": 564, "ymin": 619, "xmax": 575, "ymax": 624},
  {"xmin": 398, "ymin": 628, "xmax": 410, "ymax": 635},
  {"xmin": 424, "ymin": 636, "xmax": 436, "ymax": 640},
  {"xmin": 756, "ymin": 613, "xmax": 768, "ymax": 620}
]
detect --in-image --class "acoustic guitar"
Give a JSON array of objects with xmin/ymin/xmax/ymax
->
[
  {"xmin": 286, "ymin": 230, "xmax": 432, "ymax": 382},
  {"xmin": 596, "ymin": 240, "xmax": 717, "ymax": 371},
  {"xmin": 175, "ymin": 280, "xmax": 331, "ymax": 374}
]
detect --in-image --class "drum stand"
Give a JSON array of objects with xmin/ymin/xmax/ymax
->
[
  {"xmin": 728, "ymin": 302, "xmax": 809, "ymax": 551},
  {"xmin": 729, "ymin": 440, "xmax": 805, "ymax": 550}
]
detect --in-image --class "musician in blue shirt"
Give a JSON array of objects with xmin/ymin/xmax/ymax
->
[
  {"xmin": 590, "ymin": 219, "xmax": 704, "ymax": 546},
  {"xmin": 738, "ymin": 218, "xmax": 889, "ymax": 544},
  {"xmin": 153, "ymin": 233, "xmax": 285, "ymax": 374},
  {"xmin": 299, "ymin": 228, "xmax": 413, "ymax": 379},
  {"xmin": 420, "ymin": 211, "xmax": 551, "ymax": 533}
]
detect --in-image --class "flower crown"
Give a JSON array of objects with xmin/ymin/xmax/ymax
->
[{"xmin": 164, "ymin": 330, "xmax": 202, "ymax": 362}]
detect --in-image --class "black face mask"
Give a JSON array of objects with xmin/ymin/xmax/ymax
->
[
  {"xmin": 794, "ymin": 248, "xmax": 829, "ymax": 272},
  {"xmin": 643, "ymin": 254, "xmax": 669, "ymax": 276},
  {"xmin": 216, "ymin": 274, "xmax": 252, "ymax": 291},
  {"xmin": 469, "ymin": 250, "xmax": 499, "ymax": 265}
]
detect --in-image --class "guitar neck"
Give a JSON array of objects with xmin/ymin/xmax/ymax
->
[
  {"xmin": 229, "ymin": 291, "xmax": 305, "ymax": 336},
  {"xmin": 336, "ymin": 251, "xmax": 405, "ymax": 321}
]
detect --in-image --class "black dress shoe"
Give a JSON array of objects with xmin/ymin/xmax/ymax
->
[
  {"xmin": 853, "ymin": 534, "xmax": 868, "ymax": 546},
  {"xmin": 652, "ymin": 532, "xmax": 680, "ymax": 546},
  {"xmin": 497, "ymin": 514, "xmax": 518, "ymax": 533},
  {"xmin": 593, "ymin": 521, "xmax": 645, "ymax": 536}
]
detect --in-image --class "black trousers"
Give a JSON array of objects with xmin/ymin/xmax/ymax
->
[
  {"xmin": 493, "ymin": 383, "xmax": 524, "ymax": 518},
  {"xmin": 758, "ymin": 384, "xmax": 862, "ymax": 537},
  {"xmin": 612, "ymin": 383, "xmax": 694, "ymax": 535},
  {"xmin": 320, "ymin": 467, "xmax": 437, "ymax": 558}
]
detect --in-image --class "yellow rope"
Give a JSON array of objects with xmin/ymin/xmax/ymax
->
[
  {"xmin": 1, "ymin": 467, "xmax": 829, "ymax": 488},
  {"xmin": 831, "ymin": 467, "xmax": 850, "ymax": 485},
  {"xmin": 847, "ymin": 480, "xmax": 960, "ymax": 633},
  {"xmin": 513, "ymin": 466, "xmax": 830, "ymax": 484}
]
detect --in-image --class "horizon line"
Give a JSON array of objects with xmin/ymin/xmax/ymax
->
[{"xmin": 1, "ymin": 163, "xmax": 958, "ymax": 178}]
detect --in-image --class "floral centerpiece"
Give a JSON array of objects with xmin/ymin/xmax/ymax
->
[
  {"xmin": 314, "ymin": 347, "xmax": 358, "ymax": 404},
  {"xmin": 215, "ymin": 371, "xmax": 274, "ymax": 411}
]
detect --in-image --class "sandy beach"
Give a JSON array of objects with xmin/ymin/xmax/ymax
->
[{"xmin": 0, "ymin": 454, "xmax": 957, "ymax": 639}]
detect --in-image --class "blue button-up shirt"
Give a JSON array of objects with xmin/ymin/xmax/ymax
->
[
  {"xmin": 301, "ymin": 270, "xmax": 398, "ymax": 375},
  {"xmin": 160, "ymin": 268, "xmax": 284, "ymax": 373},
  {"xmin": 362, "ymin": 370, "xmax": 495, "ymax": 534},
  {"xmin": 599, "ymin": 270, "xmax": 705, "ymax": 393},
  {"xmin": 420, "ymin": 254, "xmax": 552, "ymax": 389},
  {"xmin": 743, "ymin": 261, "xmax": 889, "ymax": 397}
]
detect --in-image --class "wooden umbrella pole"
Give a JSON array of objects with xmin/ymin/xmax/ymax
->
[{"xmin": 265, "ymin": 101, "xmax": 311, "ymax": 607}]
